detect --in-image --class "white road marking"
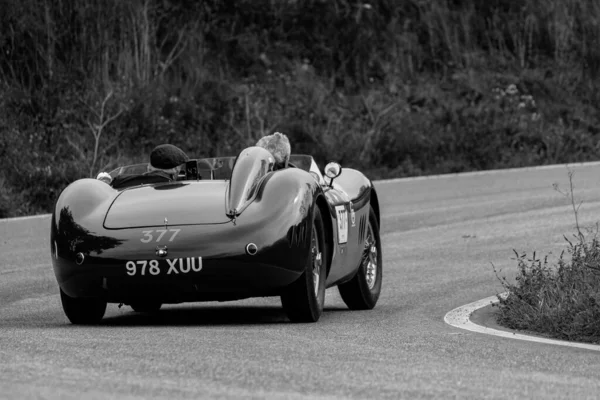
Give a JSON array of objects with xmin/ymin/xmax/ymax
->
[
  {"xmin": 444, "ymin": 294, "xmax": 600, "ymax": 351},
  {"xmin": 0, "ymin": 214, "xmax": 51, "ymax": 222}
]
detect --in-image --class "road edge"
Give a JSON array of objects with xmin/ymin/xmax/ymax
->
[
  {"xmin": 0, "ymin": 214, "xmax": 51, "ymax": 222},
  {"xmin": 376, "ymin": 160, "xmax": 600, "ymax": 184},
  {"xmin": 444, "ymin": 294, "xmax": 600, "ymax": 351}
]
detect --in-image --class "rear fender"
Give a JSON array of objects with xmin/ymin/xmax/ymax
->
[
  {"xmin": 51, "ymin": 179, "xmax": 120, "ymax": 273},
  {"xmin": 253, "ymin": 168, "xmax": 320, "ymax": 221},
  {"xmin": 243, "ymin": 168, "xmax": 322, "ymax": 270},
  {"xmin": 53, "ymin": 179, "xmax": 116, "ymax": 230}
]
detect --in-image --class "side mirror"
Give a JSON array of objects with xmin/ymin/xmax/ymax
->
[{"xmin": 324, "ymin": 162, "xmax": 342, "ymax": 186}]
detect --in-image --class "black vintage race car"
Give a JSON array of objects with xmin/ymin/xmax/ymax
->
[{"xmin": 50, "ymin": 146, "xmax": 382, "ymax": 324}]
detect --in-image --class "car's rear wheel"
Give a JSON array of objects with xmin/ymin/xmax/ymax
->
[
  {"xmin": 130, "ymin": 301, "xmax": 162, "ymax": 313},
  {"xmin": 281, "ymin": 206, "xmax": 327, "ymax": 322},
  {"xmin": 59, "ymin": 288, "xmax": 107, "ymax": 325},
  {"xmin": 338, "ymin": 206, "xmax": 382, "ymax": 310}
]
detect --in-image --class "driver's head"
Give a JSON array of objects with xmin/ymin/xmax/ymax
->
[
  {"xmin": 148, "ymin": 144, "xmax": 189, "ymax": 178},
  {"xmin": 256, "ymin": 132, "xmax": 290, "ymax": 169}
]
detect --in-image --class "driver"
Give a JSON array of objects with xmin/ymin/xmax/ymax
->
[
  {"xmin": 255, "ymin": 132, "xmax": 291, "ymax": 170},
  {"xmin": 146, "ymin": 144, "xmax": 189, "ymax": 180}
]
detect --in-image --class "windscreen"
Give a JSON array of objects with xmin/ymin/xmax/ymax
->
[{"xmin": 108, "ymin": 163, "xmax": 149, "ymax": 178}]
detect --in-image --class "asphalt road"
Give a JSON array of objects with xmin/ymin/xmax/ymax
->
[{"xmin": 3, "ymin": 164, "xmax": 600, "ymax": 399}]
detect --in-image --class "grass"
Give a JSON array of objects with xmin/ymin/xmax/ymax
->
[{"xmin": 493, "ymin": 171, "xmax": 600, "ymax": 344}]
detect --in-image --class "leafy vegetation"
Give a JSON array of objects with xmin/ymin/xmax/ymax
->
[
  {"xmin": 2, "ymin": 0, "xmax": 600, "ymax": 217},
  {"xmin": 495, "ymin": 242, "xmax": 600, "ymax": 343},
  {"xmin": 494, "ymin": 172, "xmax": 600, "ymax": 344}
]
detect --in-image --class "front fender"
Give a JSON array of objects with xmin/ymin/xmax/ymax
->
[
  {"xmin": 334, "ymin": 168, "xmax": 373, "ymax": 209},
  {"xmin": 334, "ymin": 168, "xmax": 379, "ymax": 226}
]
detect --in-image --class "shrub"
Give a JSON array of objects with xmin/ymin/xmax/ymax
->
[
  {"xmin": 494, "ymin": 172, "xmax": 600, "ymax": 343},
  {"xmin": 495, "ymin": 240, "xmax": 600, "ymax": 343}
]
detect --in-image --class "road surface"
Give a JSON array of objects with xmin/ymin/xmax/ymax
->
[{"xmin": 2, "ymin": 163, "xmax": 600, "ymax": 399}]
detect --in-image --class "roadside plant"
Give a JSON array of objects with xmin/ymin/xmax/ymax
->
[{"xmin": 494, "ymin": 171, "xmax": 600, "ymax": 343}]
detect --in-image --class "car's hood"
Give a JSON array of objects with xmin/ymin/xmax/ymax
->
[{"xmin": 103, "ymin": 181, "xmax": 231, "ymax": 229}]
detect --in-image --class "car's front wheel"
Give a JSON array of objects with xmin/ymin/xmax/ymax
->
[
  {"xmin": 281, "ymin": 206, "xmax": 327, "ymax": 322},
  {"xmin": 338, "ymin": 206, "xmax": 382, "ymax": 310},
  {"xmin": 59, "ymin": 288, "xmax": 107, "ymax": 325}
]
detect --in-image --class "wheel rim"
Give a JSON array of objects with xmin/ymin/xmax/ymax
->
[
  {"xmin": 311, "ymin": 225, "xmax": 322, "ymax": 297},
  {"xmin": 363, "ymin": 223, "xmax": 378, "ymax": 290}
]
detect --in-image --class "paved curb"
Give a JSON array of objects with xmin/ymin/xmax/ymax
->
[{"xmin": 444, "ymin": 294, "xmax": 600, "ymax": 352}]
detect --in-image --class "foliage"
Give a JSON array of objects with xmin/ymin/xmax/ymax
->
[
  {"xmin": 495, "ymin": 239, "xmax": 600, "ymax": 343},
  {"xmin": 1, "ymin": 0, "xmax": 600, "ymax": 216},
  {"xmin": 494, "ymin": 172, "xmax": 600, "ymax": 343}
]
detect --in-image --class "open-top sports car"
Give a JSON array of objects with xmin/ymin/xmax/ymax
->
[{"xmin": 50, "ymin": 146, "xmax": 382, "ymax": 323}]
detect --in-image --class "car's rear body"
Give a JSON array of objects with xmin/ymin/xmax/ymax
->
[
  {"xmin": 50, "ymin": 147, "xmax": 382, "ymax": 320},
  {"xmin": 52, "ymin": 173, "xmax": 318, "ymax": 304}
]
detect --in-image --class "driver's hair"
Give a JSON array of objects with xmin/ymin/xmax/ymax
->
[{"xmin": 256, "ymin": 132, "xmax": 291, "ymax": 169}]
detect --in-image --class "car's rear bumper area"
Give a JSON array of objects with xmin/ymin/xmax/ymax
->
[{"xmin": 54, "ymin": 258, "xmax": 303, "ymax": 303}]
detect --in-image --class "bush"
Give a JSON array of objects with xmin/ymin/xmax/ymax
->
[
  {"xmin": 494, "ymin": 172, "xmax": 600, "ymax": 343},
  {"xmin": 495, "ymin": 239, "xmax": 600, "ymax": 343}
]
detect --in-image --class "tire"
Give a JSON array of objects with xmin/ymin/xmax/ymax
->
[
  {"xmin": 130, "ymin": 301, "xmax": 162, "ymax": 313},
  {"xmin": 338, "ymin": 206, "xmax": 382, "ymax": 310},
  {"xmin": 281, "ymin": 206, "xmax": 327, "ymax": 322},
  {"xmin": 59, "ymin": 288, "xmax": 107, "ymax": 325}
]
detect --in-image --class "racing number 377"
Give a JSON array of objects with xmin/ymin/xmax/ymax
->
[{"xmin": 140, "ymin": 229, "xmax": 181, "ymax": 243}]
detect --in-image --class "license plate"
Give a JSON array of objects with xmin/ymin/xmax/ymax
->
[{"xmin": 125, "ymin": 257, "xmax": 202, "ymax": 276}]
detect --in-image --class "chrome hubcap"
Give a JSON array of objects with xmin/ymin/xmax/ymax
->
[
  {"xmin": 363, "ymin": 224, "xmax": 378, "ymax": 290},
  {"xmin": 311, "ymin": 226, "xmax": 322, "ymax": 296}
]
